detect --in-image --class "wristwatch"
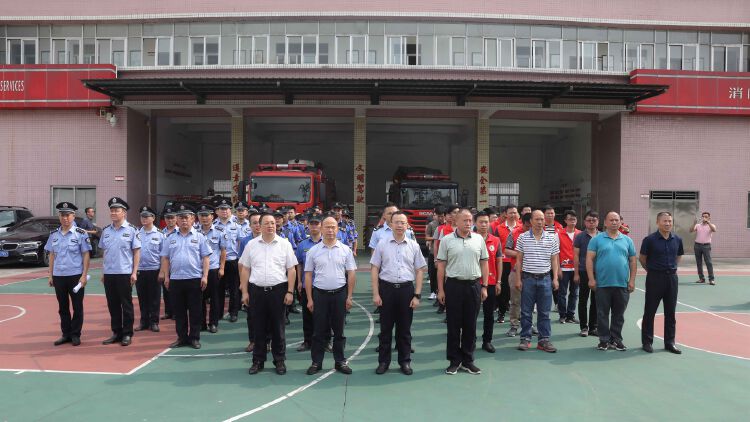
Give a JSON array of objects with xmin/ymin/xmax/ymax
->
[
  {"xmin": 286, "ymin": 291, "xmax": 293, "ymax": 295},
  {"xmin": 413, "ymin": 293, "xmax": 421, "ymax": 299}
]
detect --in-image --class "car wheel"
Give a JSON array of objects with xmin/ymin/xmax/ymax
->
[{"xmin": 39, "ymin": 248, "xmax": 49, "ymax": 267}]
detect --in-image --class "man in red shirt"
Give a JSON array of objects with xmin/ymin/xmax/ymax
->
[
  {"xmin": 475, "ymin": 211, "xmax": 502, "ymax": 353},
  {"xmin": 503, "ymin": 212, "xmax": 532, "ymax": 337},
  {"xmin": 433, "ymin": 205, "xmax": 459, "ymax": 316},
  {"xmin": 557, "ymin": 210, "xmax": 581, "ymax": 324},
  {"xmin": 493, "ymin": 205, "xmax": 520, "ymax": 323},
  {"xmin": 543, "ymin": 205, "xmax": 564, "ymax": 311}
]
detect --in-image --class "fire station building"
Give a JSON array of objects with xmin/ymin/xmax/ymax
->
[{"xmin": 1, "ymin": 0, "xmax": 749, "ymax": 255}]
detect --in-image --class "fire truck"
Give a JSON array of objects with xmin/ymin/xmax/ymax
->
[
  {"xmin": 387, "ymin": 166, "xmax": 459, "ymax": 248},
  {"xmin": 240, "ymin": 159, "xmax": 336, "ymax": 213}
]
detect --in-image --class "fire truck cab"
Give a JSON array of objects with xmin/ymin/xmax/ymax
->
[{"xmin": 241, "ymin": 159, "xmax": 336, "ymax": 213}]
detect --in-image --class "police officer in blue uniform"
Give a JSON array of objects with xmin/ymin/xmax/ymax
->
[
  {"xmin": 161, "ymin": 203, "xmax": 212, "ymax": 349},
  {"xmin": 99, "ymin": 197, "xmax": 141, "ymax": 346},
  {"xmin": 213, "ymin": 197, "xmax": 242, "ymax": 323},
  {"xmin": 294, "ymin": 213, "xmax": 323, "ymax": 351},
  {"xmin": 234, "ymin": 201, "xmax": 252, "ymax": 239},
  {"xmin": 343, "ymin": 209, "xmax": 359, "ymax": 253},
  {"xmin": 160, "ymin": 203, "xmax": 178, "ymax": 320},
  {"xmin": 197, "ymin": 204, "xmax": 227, "ymax": 333},
  {"xmin": 45, "ymin": 202, "xmax": 92, "ymax": 346},
  {"xmin": 136, "ymin": 206, "xmax": 164, "ymax": 333}
]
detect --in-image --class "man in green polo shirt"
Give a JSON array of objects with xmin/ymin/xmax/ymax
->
[{"xmin": 586, "ymin": 211, "xmax": 636, "ymax": 352}]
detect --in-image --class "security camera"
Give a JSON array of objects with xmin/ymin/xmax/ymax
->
[{"xmin": 109, "ymin": 114, "xmax": 118, "ymax": 127}]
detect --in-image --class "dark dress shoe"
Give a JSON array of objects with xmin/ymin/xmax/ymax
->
[
  {"xmin": 208, "ymin": 325, "xmax": 218, "ymax": 333},
  {"xmin": 289, "ymin": 306, "xmax": 301, "ymax": 314},
  {"xmin": 374, "ymin": 307, "xmax": 381, "ymax": 314},
  {"xmin": 642, "ymin": 343, "xmax": 654, "ymax": 353},
  {"xmin": 375, "ymin": 363, "xmax": 389, "ymax": 375},
  {"xmin": 274, "ymin": 360, "xmax": 287, "ymax": 375},
  {"xmin": 248, "ymin": 362, "xmax": 264, "ymax": 375},
  {"xmin": 482, "ymin": 342, "xmax": 496, "ymax": 353},
  {"xmin": 666, "ymin": 344, "xmax": 682, "ymax": 354},
  {"xmin": 120, "ymin": 336, "xmax": 132, "ymax": 346},
  {"xmin": 229, "ymin": 314, "xmax": 238, "ymax": 323},
  {"xmin": 400, "ymin": 363, "xmax": 413, "ymax": 376},
  {"xmin": 297, "ymin": 342, "xmax": 311, "ymax": 352},
  {"xmin": 71, "ymin": 336, "xmax": 81, "ymax": 346},
  {"xmin": 160, "ymin": 314, "xmax": 172, "ymax": 320},
  {"xmin": 335, "ymin": 362, "xmax": 353, "ymax": 374},
  {"xmin": 190, "ymin": 340, "xmax": 201, "ymax": 349},
  {"xmin": 54, "ymin": 337, "xmax": 71, "ymax": 346},
  {"xmin": 102, "ymin": 334, "xmax": 121, "ymax": 345},
  {"xmin": 306, "ymin": 363, "xmax": 321, "ymax": 375},
  {"xmin": 150, "ymin": 324, "xmax": 160, "ymax": 332},
  {"xmin": 245, "ymin": 342, "xmax": 254, "ymax": 353},
  {"xmin": 134, "ymin": 324, "xmax": 149, "ymax": 332},
  {"xmin": 170, "ymin": 339, "xmax": 187, "ymax": 348}
]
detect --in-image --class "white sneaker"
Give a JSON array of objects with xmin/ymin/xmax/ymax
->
[{"xmin": 428, "ymin": 292, "xmax": 437, "ymax": 300}]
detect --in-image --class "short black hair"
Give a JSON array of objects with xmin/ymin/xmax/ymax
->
[
  {"xmin": 482, "ymin": 207, "xmax": 496, "ymax": 216},
  {"xmin": 505, "ymin": 204, "xmax": 518, "ymax": 212},
  {"xmin": 564, "ymin": 210, "xmax": 577, "ymax": 219},
  {"xmin": 474, "ymin": 211, "xmax": 490, "ymax": 222},
  {"xmin": 445, "ymin": 204, "xmax": 460, "ymax": 214},
  {"xmin": 656, "ymin": 211, "xmax": 672, "ymax": 221},
  {"xmin": 433, "ymin": 205, "xmax": 446, "ymax": 215},
  {"xmin": 84, "ymin": 207, "xmax": 94, "ymax": 213},
  {"xmin": 584, "ymin": 210, "xmax": 599, "ymax": 220},
  {"xmin": 521, "ymin": 212, "xmax": 532, "ymax": 223},
  {"xmin": 383, "ymin": 202, "xmax": 397, "ymax": 210},
  {"xmin": 259, "ymin": 212, "xmax": 275, "ymax": 224},
  {"xmin": 390, "ymin": 210, "xmax": 408, "ymax": 221},
  {"xmin": 542, "ymin": 204, "xmax": 555, "ymax": 212},
  {"xmin": 701, "ymin": 211, "xmax": 711, "ymax": 217}
]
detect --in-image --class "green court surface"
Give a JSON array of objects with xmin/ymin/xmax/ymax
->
[{"xmin": 1, "ymin": 258, "xmax": 748, "ymax": 421}]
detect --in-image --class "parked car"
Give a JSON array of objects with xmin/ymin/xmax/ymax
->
[
  {"xmin": 0, "ymin": 216, "xmax": 84, "ymax": 267},
  {"xmin": 0, "ymin": 206, "xmax": 34, "ymax": 234}
]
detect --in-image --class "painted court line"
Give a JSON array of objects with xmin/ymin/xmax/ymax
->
[
  {"xmin": 636, "ymin": 312, "xmax": 750, "ymax": 362},
  {"xmin": 0, "ymin": 305, "xmax": 27, "ymax": 324},
  {"xmin": 635, "ymin": 287, "xmax": 750, "ymax": 328},
  {"xmin": 222, "ymin": 300, "xmax": 375, "ymax": 422}
]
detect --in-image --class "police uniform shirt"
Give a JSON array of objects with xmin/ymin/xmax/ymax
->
[
  {"xmin": 338, "ymin": 221, "xmax": 355, "ymax": 248},
  {"xmin": 44, "ymin": 226, "xmax": 92, "ymax": 276},
  {"xmin": 99, "ymin": 222, "xmax": 142, "ymax": 274},
  {"xmin": 238, "ymin": 234, "xmax": 298, "ymax": 287},
  {"xmin": 335, "ymin": 226, "xmax": 351, "ymax": 247},
  {"xmin": 162, "ymin": 226, "xmax": 176, "ymax": 236},
  {"xmin": 436, "ymin": 231, "xmax": 489, "ymax": 280},
  {"xmin": 304, "ymin": 240, "xmax": 357, "ymax": 290},
  {"xmin": 160, "ymin": 228, "xmax": 212, "ymax": 279},
  {"xmin": 295, "ymin": 237, "xmax": 322, "ymax": 288},
  {"xmin": 370, "ymin": 235, "xmax": 427, "ymax": 283},
  {"xmin": 368, "ymin": 224, "xmax": 392, "ymax": 249},
  {"xmin": 213, "ymin": 218, "xmax": 241, "ymax": 260},
  {"xmin": 281, "ymin": 223, "xmax": 298, "ymax": 248},
  {"xmin": 138, "ymin": 226, "xmax": 165, "ymax": 271},
  {"xmin": 239, "ymin": 233, "xmax": 255, "ymax": 257},
  {"xmin": 236, "ymin": 219, "xmax": 252, "ymax": 239},
  {"xmin": 201, "ymin": 226, "xmax": 227, "ymax": 270}
]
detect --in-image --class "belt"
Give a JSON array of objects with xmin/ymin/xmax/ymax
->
[
  {"xmin": 379, "ymin": 280, "xmax": 414, "ymax": 288},
  {"xmin": 250, "ymin": 282, "xmax": 286, "ymax": 292},
  {"xmin": 313, "ymin": 286, "xmax": 347, "ymax": 294},
  {"xmin": 446, "ymin": 277, "xmax": 479, "ymax": 285},
  {"xmin": 522, "ymin": 271, "xmax": 550, "ymax": 279},
  {"xmin": 694, "ymin": 242, "xmax": 711, "ymax": 246},
  {"xmin": 649, "ymin": 269, "xmax": 677, "ymax": 274}
]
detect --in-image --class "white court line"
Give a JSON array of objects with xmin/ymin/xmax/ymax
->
[
  {"xmin": 125, "ymin": 347, "xmax": 172, "ymax": 375},
  {"xmin": 636, "ymin": 312, "xmax": 750, "ymax": 362},
  {"xmin": 163, "ymin": 341, "xmax": 303, "ymax": 358},
  {"xmin": 2, "ymin": 368, "xmax": 126, "ymax": 376},
  {"xmin": 635, "ymin": 287, "xmax": 750, "ymax": 328},
  {"xmin": 0, "ymin": 305, "xmax": 26, "ymax": 324},
  {"xmin": 222, "ymin": 300, "xmax": 375, "ymax": 422}
]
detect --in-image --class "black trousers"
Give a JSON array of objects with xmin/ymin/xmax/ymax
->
[
  {"xmin": 103, "ymin": 274, "xmax": 134, "ymax": 337},
  {"xmin": 202, "ymin": 269, "xmax": 220, "ymax": 326},
  {"xmin": 312, "ymin": 286, "xmax": 347, "ymax": 365},
  {"xmin": 427, "ymin": 253, "xmax": 437, "ymax": 293},
  {"xmin": 136, "ymin": 269, "xmax": 161, "ymax": 326},
  {"xmin": 642, "ymin": 271, "xmax": 679, "ymax": 346},
  {"xmin": 220, "ymin": 259, "xmax": 240, "ymax": 317},
  {"xmin": 378, "ymin": 281, "xmax": 414, "ymax": 365},
  {"xmin": 482, "ymin": 284, "xmax": 497, "ymax": 343},
  {"xmin": 595, "ymin": 287, "xmax": 630, "ymax": 343},
  {"xmin": 445, "ymin": 278, "xmax": 481, "ymax": 366},
  {"xmin": 578, "ymin": 272, "xmax": 598, "ymax": 331},
  {"xmin": 162, "ymin": 283, "xmax": 172, "ymax": 317},
  {"xmin": 53, "ymin": 274, "xmax": 84, "ymax": 338},
  {"xmin": 249, "ymin": 283, "xmax": 287, "ymax": 363},
  {"xmin": 171, "ymin": 278, "xmax": 203, "ymax": 342},
  {"xmin": 497, "ymin": 262, "xmax": 512, "ymax": 316},
  {"xmin": 299, "ymin": 290, "xmax": 314, "ymax": 344}
]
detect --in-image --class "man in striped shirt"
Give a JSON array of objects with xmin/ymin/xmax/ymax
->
[{"xmin": 515, "ymin": 210, "xmax": 560, "ymax": 353}]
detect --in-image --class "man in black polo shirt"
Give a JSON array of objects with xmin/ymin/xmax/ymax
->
[{"xmin": 639, "ymin": 211, "xmax": 684, "ymax": 354}]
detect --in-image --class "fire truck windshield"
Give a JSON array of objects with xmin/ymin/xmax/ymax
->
[
  {"xmin": 251, "ymin": 176, "xmax": 311, "ymax": 203},
  {"xmin": 400, "ymin": 187, "xmax": 457, "ymax": 209}
]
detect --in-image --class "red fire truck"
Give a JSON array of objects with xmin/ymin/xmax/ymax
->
[
  {"xmin": 387, "ymin": 166, "xmax": 459, "ymax": 248},
  {"xmin": 240, "ymin": 160, "xmax": 336, "ymax": 213}
]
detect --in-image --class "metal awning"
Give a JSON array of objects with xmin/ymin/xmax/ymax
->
[{"xmin": 82, "ymin": 77, "xmax": 667, "ymax": 107}]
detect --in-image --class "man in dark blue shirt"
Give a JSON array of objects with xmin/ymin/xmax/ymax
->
[{"xmin": 639, "ymin": 211, "xmax": 684, "ymax": 354}]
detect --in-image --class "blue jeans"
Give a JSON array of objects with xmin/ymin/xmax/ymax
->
[
  {"xmin": 558, "ymin": 271, "xmax": 579, "ymax": 319},
  {"xmin": 520, "ymin": 274, "xmax": 553, "ymax": 342}
]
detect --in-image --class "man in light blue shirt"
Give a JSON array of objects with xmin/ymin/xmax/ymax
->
[
  {"xmin": 295, "ymin": 214, "xmax": 323, "ymax": 351},
  {"xmin": 586, "ymin": 211, "xmax": 637, "ymax": 352},
  {"xmin": 99, "ymin": 197, "xmax": 141, "ymax": 347},
  {"xmin": 136, "ymin": 206, "xmax": 164, "ymax": 333},
  {"xmin": 45, "ymin": 202, "xmax": 91, "ymax": 347},
  {"xmin": 213, "ymin": 197, "xmax": 242, "ymax": 322},
  {"xmin": 197, "ymin": 204, "xmax": 227, "ymax": 334},
  {"xmin": 304, "ymin": 216, "xmax": 357, "ymax": 376},
  {"xmin": 161, "ymin": 203, "xmax": 212, "ymax": 349}
]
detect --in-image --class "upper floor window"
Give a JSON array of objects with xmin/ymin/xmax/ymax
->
[
  {"xmin": 190, "ymin": 36, "xmax": 218, "ymax": 66},
  {"xmin": 532, "ymin": 39, "xmax": 562, "ymax": 68},
  {"xmin": 7, "ymin": 39, "xmax": 36, "ymax": 64},
  {"xmin": 668, "ymin": 44, "xmax": 698, "ymax": 70},
  {"xmin": 712, "ymin": 45, "xmax": 742, "ymax": 71}
]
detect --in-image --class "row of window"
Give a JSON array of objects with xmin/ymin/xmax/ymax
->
[{"xmin": 3, "ymin": 35, "xmax": 749, "ymax": 72}]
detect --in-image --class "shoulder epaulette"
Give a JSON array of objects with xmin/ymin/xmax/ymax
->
[
  {"xmin": 214, "ymin": 226, "xmax": 224, "ymax": 232},
  {"xmin": 75, "ymin": 227, "xmax": 86, "ymax": 234},
  {"xmin": 103, "ymin": 224, "xmax": 112, "ymax": 230}
]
